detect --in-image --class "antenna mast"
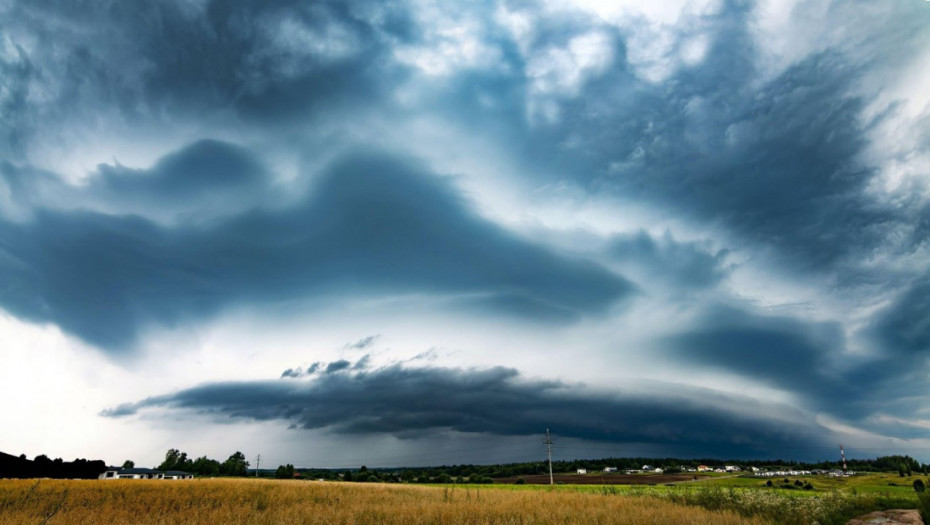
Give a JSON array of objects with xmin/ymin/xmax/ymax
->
[
  {"xmin": 545, "ymin": 429, "xmax": 554, "ymax": 486},
  {"xmin": 839, "ymin": 445, "xmax": 847, "ymax": 476}
]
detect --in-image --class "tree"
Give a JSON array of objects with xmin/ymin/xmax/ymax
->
[
  {"xmin": 915, "ymin": 479, "xmax": 926, "ymax": 493},
  {"xmin": 158, "ymin": 449, "xmax": 180, "ymax": 471},
  {"xmin": 191, "ymin": 456, "xmax": 221, "ymax": 477},
  {"xmin": 275, "ymin": 464, "xmax": 296, "ymax": 479},
  {"xmin": 220, "ymin": 452, "xmax": 249, "ymax": 477},
  {"xmin": 122, "ymin": 460, "xmax": 135, "ymax": 469}
]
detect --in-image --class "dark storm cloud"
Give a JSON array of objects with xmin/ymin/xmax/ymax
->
[
  {"xmin": 281, "ymin": 362, "xmax": 323, "ymax": 379},
  {"xmin": 91, "ymin": 140, "xmax": 266, "ymax": 201},
  {"xmin": 0, "ymin": 0, "xmax": 407, "ymax": 149},
  {"xmin": 325, "ymin": 360, "xmax": 352, "ymax": 374},
  {"xmin": 2, "ymin": 0, "xmax": 926, "ymax": 283},
  {"xmin": 103, "ymin": 364, "xmax": 830, "ymax": 457},
  {"xmin": 667, "ymin": 305, "xmax": 930, "ymax": 428},
  {"xmin": 608, "ymin": 230, "xmax": 731, "ymax": 289},
  {"xmin": 0, "ymin": 144, "xmax": 633, "ymax": 353},
  {"xmin": 668, "ymin": 307, "xmax": 850, "ymax": 408},
  {"xmin": 1, "ymin": 140, "xmax": 272, "ymax": 220},
  {"xmin": 522, "ymin": 3, "xmax": 918, "ymax": 277},
  {"xmin": 870, "ymin": 277, "xmax": 930, "ymax": 356}
]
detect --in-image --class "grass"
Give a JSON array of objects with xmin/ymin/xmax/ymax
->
[
  {"xmin": 0, "ymin": 473, "xmax": 921, "ymax": 524},
  {"xmin": 457, "ymin": 472, "xmax": 924, "ymax": 524},
  {"xmin": 0, "ymin": 478, "xmax": 762, "ymax": 524},
  {"xmin": 918, "ymin": 491, "xmax": 930, "ymax": 523}
]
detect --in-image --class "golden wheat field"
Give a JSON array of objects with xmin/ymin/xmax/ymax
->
[{"xmin": 0, "ymin": 478, "xmax": 765, "ymax": 524}]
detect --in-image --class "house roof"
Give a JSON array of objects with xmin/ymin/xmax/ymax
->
[
  {"xmin": 119, "ymin": 468, "xmax": 162, "ymax": 474},
  {"xmin": 162, "ymin": 471, "xmax": 192, "ymax": 476}
]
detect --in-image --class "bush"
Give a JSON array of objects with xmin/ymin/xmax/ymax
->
[
  {"xmin": 514, "ymin": 478, "xmax": 525, "ymax": 485},
  {"xmin": 914, "ymin": 479, "xmax": 925, "ymax": 493}
]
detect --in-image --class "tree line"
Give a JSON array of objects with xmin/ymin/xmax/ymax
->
[
  {"xmin": 0, "ymin": 451, "xmax": 105, "ymax": 479},
  {"xmin": 152, "ymin": 448, "xmax": 250, "ymax": 477},
  {"xmin": 316, "ymin": 454, "xmax": 930, "ymax": 483}
]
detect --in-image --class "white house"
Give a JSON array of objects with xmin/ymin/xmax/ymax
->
[
  {"xmin": 98, "ymin": 467, "xmax": 193, "ymax": 480},
  {"xmin": 577, "ymin": 468, "xmax": 587, "ymax": 474},
  {"xmin": 603, "ymin": 467, "xmax": 617, "ymax": 472}
]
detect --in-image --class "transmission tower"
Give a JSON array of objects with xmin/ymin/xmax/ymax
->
[{"xmin": 545, "ymin": 429, "xmax": 554, "ymax": 486}]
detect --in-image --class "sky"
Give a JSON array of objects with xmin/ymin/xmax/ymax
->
[{"xmin": 1, "ymin": 0, "xmax": 929, "ymax": 469}]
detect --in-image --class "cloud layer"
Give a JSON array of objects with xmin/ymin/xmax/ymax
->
[
  {"xmin": 2, "ymin": 0, "xmax": 929, "ymax": 464},
  {"xmin": 105, "ymin": 361, "xmax": 830, "ymax": 458},
  {"xmin": 0, "ymin": 147, "xmax": 631, "ymax": 352}
]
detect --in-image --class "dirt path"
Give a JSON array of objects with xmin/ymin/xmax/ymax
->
[{"xmin": 847, "ymin": 509, "xmax": 922, "ymax": 524}]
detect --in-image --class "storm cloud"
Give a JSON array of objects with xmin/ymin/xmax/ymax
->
[
  {"xmin": 104, "ymin": 362, "xmax": 830, "ymax": 458},
  {"xmin": 0, "ymin": 145, "xmax": 632, "ymax": 352},
  {"xmin": 2, "ymin": 0, "xmax": 929, "ymax": 465}
]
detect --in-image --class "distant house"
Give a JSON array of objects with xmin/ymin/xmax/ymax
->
[
  {"xmin": 577, "ymin": 468, "xmax": 587, "ymax": 474},
  {"xmin": 603, "ymin": 467, "xmax": 617, "ymax": 472},
  {"xmin": 98, "ymin": 467, "xmax": 192, "ymax": 480},
  {"xmin": 163, "ymin": 471, "xmax": 194, "ymax": 480},
  {"xmin": 697, "ymin": 465, "xmax": 712, "ymax": 472},
  {"xmin": 641, "ymin": 465, "xmax": 653, "ymax": 471},
  {"xmin": 118, "ymin": 468, "xmax": 163, "ymax": 479},
  {"xmin": 724, "ymin": 465, "xmax": 740, "ymax": 472}
]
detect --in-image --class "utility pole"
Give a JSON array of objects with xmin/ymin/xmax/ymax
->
[
  {"xmin": 545, "ymin": 429, "xmax": 554, "ymax": 486},
  {"xmin": 255, "ymin": 454, "xmax": 261, "ymax": 477},
  {"xmin": 839, "ymin": 445, "xmax": 847, "ymax": 476}
]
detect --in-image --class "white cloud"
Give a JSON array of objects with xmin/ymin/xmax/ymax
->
[{"xmin": 393, "ymin": 3, "xmax": 503, "ymax": 77}]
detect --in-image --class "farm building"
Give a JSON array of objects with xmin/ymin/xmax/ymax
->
[
  {"xmin": 697, "ymin": 465, "xmax": 712, "ymax": 472},
  {"xmin": 576, "ymin": 468, "xmax": 587, "ymax": 474},
  {"xmin": 98, "ymin": 467, "xmax": 193, "ymax": 480}
]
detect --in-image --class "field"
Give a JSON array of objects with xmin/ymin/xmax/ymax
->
[
  {"xmin": 0, "ymin": 473, "xmax": 924, "ymax": 524},
  {"xmin": 0, "ymin": 478, "xmax": 760, "ymax": 524},
  {"xmin": 494, "ymin": 472, "xmax": 709, "ymax": 485}
]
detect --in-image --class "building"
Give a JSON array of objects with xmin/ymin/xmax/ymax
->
[
  {"xmin": 162, "ymin": 471, "xmax": 194, "ymax": 480},
  {"xmin": 603, "ymin": 467, "xmax": 617, "ymax": 472},
  {"xmin": 697, "ymin": 465, "xmax": 712, "ymax": 472},
  {"xmin": 98, "ymin": 467, "xmax": 193, "ymax": 480},
  {"xmin": 577, "ymin": 468, "xmax": 587, "ymax": 474}
]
